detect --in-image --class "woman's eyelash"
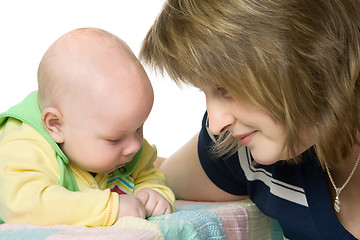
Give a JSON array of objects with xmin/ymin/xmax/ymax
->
[{"xmin": 216, "ymin": 87, "xmax": 228, "ymax": 96}]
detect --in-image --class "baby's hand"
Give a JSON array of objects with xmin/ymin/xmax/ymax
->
[
  {"xmin": 117, "ymin": 194, "xmax": 146, "ymax": 219},
  {"xmin": 134, "ymin": 188, "xmax": 172, "ymax": 217}
]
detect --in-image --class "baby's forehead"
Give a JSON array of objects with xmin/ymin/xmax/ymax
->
[{"xmin": 80, "ymin": 88, "xmax": 152, "ymax": 128}]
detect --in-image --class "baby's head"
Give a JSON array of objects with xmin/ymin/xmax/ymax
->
[{"xmin": 38, "ymin": 28, "xmax": 154, "ymax": 174}]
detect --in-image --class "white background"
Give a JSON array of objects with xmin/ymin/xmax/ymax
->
[{"xmin": 0, "ymin": 0, "xmax": 206, "ymax": 157}]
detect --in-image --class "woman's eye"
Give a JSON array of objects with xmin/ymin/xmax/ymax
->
[{"xmin": 216, "ymin": 87, "xmax": 229, "ymax": 97}]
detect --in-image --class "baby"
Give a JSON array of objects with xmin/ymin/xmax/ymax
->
[{"xmin": 0, "ymin": 28, "xmax": 174, "ymax": 227}]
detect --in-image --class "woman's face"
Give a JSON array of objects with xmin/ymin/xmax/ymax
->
[{"xmin": 201, "ymin": 86, "xmax": 311, "ymax": 165}]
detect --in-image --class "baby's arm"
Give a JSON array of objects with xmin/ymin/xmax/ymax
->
[
  {"xmin": 132, "ymin": 140, "xmax": 176, "ymax": 216},
  {"xmin": 0, "ymin": 134, "xmax": 118, "ymax": 227},
  {"xmin": 134, "ymin": 188, "xmax": 172, "ymax": 217},
  {"xmin": 117, "ymin": 194, "xmax": 146, "ymax": 219}
]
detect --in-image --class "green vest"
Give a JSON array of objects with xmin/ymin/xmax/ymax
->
[{"xmin": 0, "ymin": 91, "xmax": 143, "ymax": 223}]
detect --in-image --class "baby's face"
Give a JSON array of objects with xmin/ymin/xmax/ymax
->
[
  {"xmin": 58, "ymin": 49, "xmax": 154, "ymax": 174},
  {"xmin": 60, "ymin": 103, "xmax": 149, "ymax": 174}
]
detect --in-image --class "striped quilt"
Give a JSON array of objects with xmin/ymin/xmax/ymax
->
[{"xmin": 0, "ymin": 200, "xmax": 281, "ymax": 240}]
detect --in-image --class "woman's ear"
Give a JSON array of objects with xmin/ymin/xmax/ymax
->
[{"xmin": 41, "ymin": 107, "xmax": 65, "ymax": 143}]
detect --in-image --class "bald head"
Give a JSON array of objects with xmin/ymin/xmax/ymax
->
[
  {"xmin": 37, "ymin": 28, "xmax": 149, "ymax": 112},
  {"xmin": 39, "ymin": 28, "xmax": 154, "ymax": 174}
]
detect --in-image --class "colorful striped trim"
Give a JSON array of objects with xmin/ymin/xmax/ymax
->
[{"xmin": 107, "ymin": 174, "xmax": 134, "ymax": 195}]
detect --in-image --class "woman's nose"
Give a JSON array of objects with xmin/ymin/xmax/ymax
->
[{"xmin": 206, "ymin": 99, "xmax": 235, "ymax": 135}]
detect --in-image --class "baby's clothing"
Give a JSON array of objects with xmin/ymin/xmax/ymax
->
[
  {"xmin": 108, "ymin": 171, "xmax": 135, "ymax": 195},
  {"xmin": 0, "ymin": 92, "xmax": 175, "ymax": 227}
]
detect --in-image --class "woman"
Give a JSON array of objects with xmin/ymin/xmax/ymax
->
[{"xmin": 140, "ymin": 0, "xmax": 360, "ymax": 239}]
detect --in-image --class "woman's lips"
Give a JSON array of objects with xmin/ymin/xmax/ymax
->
[{"xmin": 234, "ymin": 131, "xmax": 257, "ymax": 146}]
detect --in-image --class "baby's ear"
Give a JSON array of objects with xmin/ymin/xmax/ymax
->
[{"xmin": 41, "ymin": 107, "xmax": 65, "ymax": 143}]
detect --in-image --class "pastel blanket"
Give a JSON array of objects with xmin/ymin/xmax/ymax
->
[{"xmin": 0, "ymin": 200, "xmax": 280, "ymax": 240}]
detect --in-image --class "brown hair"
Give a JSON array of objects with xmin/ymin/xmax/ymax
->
[{"xmin": 140, "ymin": 0, "xmax": 360, "ymax": 168}]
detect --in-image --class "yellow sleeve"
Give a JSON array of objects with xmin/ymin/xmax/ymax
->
[
  {"xmin": 0, "ymin": 119, "xmax": 118, "ymax": 227},
  {"xmin": 132, "ymin": 139, "xmax": 175, "ymax": 210}
]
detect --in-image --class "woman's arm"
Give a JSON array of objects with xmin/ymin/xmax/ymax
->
[{"xmin": 158, "ymin": 133, "xmax": 247, "ymax": 201}]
